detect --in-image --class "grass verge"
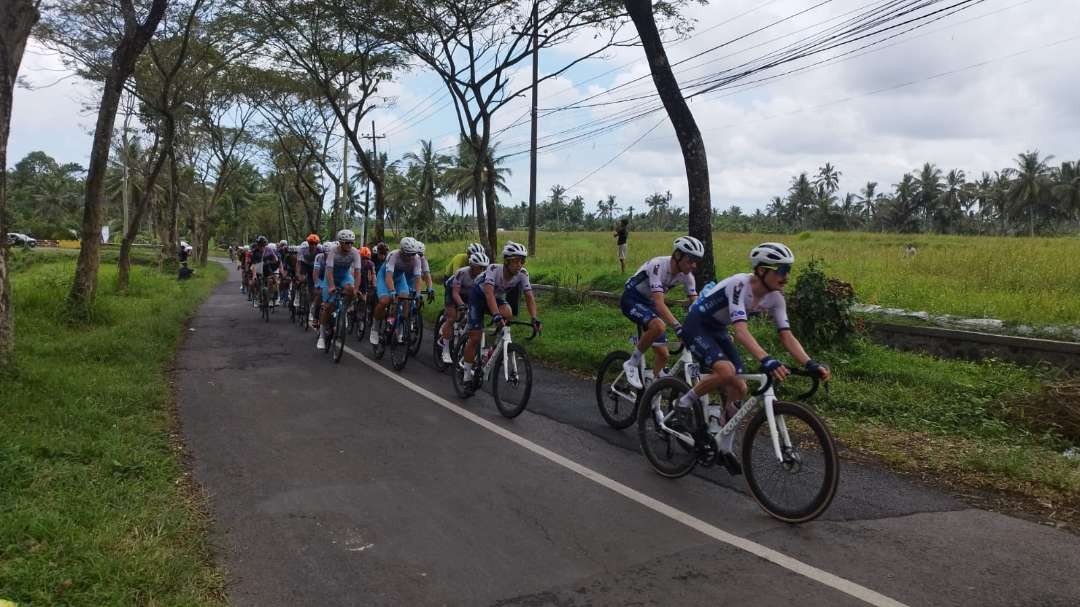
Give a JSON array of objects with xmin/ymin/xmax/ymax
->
[
  {"xmin": 0, "ymin": 255, "xmax": 228, "ymax": 605},
  {"xmin": 425, "ymin": 290, "xmax": 1080, "ymax": 525}
]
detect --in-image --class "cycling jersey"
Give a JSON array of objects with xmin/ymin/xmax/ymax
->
[
  {"xmin": 444, "ymin": 252, "xmax": 468, "ymax": 277},
  {"xmin": 467, "ymin": 265, "xmax": 532, "ymax": 330},
  {"xmin": 444, "ymin": 266, "xmax": 480, "ymax": 306},
  {"xmin": 687, "ymin": 273, "xmax": 789, "ymax": 331},
  {"xmin": 313, "ymin": 252, "xmax": 326, "ymax": 283},
  {"xmin": 623, "ymin": 255, "xmax": 697, "ymax": 302},
  {"xmin": 296, "ymin": 242, "xmax": 322, "ymax": 267},
  {"xmin": 378, "ymin": 249, "xmax": 423, "ymax": 299},
  {"xmin": 358, "ymin": 258, "xmax": 376, "ymax": 293},
  {"xmin": 324, "ymin": 243, "xmax": 362, "ymax": 280}
]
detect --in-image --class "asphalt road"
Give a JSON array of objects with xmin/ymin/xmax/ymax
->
[{"xmin": 177, "ymin": 263, "xmax": 1080, "ymax": 606}]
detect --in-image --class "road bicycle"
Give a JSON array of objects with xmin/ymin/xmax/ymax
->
[
  {"xmin": 294, "ymin": 281, "xmax": 310, "ymax": 330},
  {"xmin": 321, "ymin": 290, "xmax": 350, "ymax": 363},
  {"xmin": 595, "ymin": 328, "xmax": 695, "ymax": 430},
  {"xmin": 350, "ymin": 294, "xmax": 373, "ymax": 343},
  {"xmin": 257, "ymin": 274, "xmax": 271, "ymax": 322},
  {"xmin": 407, "ymin": 295, "xmax": 427, "ymax": 358},
  {"xmin": 450, "ymin": 320, "xmax": 539, "ymax": 418},
  {"xmin": 637, "ymin": 366, "xmax": 837, "ymax": 523},
  {"xmin": 371, "ymin": 295, "xmax": 419, "ymax": 371},
  {"xmin": 433, "ymin": 304, "xmax": 469, "ymax": 372}
]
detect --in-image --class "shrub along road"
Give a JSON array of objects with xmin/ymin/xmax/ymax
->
[{"xmin": 178, "ymin": 264, "xmax": 1080, "ymax": 606}]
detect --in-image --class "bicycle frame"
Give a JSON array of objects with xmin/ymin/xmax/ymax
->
[
  {"xmin": 608, "ymin": 339, "xmax": 697, "ymax": 405},
  {"xmin": 655, "ymin": 372, "xmax": 792, "ymax": 463}
]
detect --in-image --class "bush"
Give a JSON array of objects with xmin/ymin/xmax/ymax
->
[{"xmin": 789, "ymin": 258, "xmax": 856, "ymax": 349}]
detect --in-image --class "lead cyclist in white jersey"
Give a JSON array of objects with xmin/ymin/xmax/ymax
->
[
  {"xmin": 619, "ymin": 236, "xmax": 704, "ymax": 389},
  {"xmin": 676, "ymin": 242, "xmax": 831, "ymax": 426}
]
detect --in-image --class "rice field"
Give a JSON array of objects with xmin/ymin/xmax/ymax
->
[{"xmin": 424, "ymin": 230, "xmax": 1080, "ymax": 327}]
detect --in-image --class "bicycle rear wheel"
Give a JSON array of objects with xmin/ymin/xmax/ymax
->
[
  {"xmin": 492, "ymin": 343, "xmax": 532, "ymax": 418},
  {"xmin": 432, "ymin": 311, "xmax": 449, "ymax": 372},
  {"xmin": 637, "ymin": 377, "xmax": 698, "ymax": 478},
  {"xmin": 299, "ymin": 287, "xmax": 310, "ymax": 330},
  {"xmin": 742, "ymin": 401, "xmax": 839, "ymax": 523},
  {"xmin": 389, "ymin": 315, "xmax": 410, "ymax": 371},
  {"xmin": 595, "ymin": 351, "xmax": 640, "ymax": 429},
  {"xmin": 260, "ymin": 285, "xmax": 270, "ymax": 322}
]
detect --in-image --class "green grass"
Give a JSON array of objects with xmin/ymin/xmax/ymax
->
[
  {"xmin": 423, "ymin": 230, "xmax": 1080, "ymax": 326},
  {"xmin": 0, "ymin": 255, "xmax": 227, "ymax": 605}
]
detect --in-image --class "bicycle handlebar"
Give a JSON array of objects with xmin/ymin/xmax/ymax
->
[
  {"xmin": 750, "ymin": 367, "xmax": 823, "ymax": 401},
  {"xmin": 488, "ymin": 319, "xmax": 540, "ymax": 340}
]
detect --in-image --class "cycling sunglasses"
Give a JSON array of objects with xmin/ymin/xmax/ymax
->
[{"xmin": 761, "ymin": 263, "xmax": 792, "ymax": 276}]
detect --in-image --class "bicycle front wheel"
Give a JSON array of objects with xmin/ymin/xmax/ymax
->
[
  {"xmin": 595, "ymin": 351, "xmax": 640, "ymax": 429},
  {"xmin": 333, "ymin": 305, "xmax": 348, "ymax": 363},
  {"xmin": 742, "ymin": 400, "xmax": 839, "ymax": 524},
  {"xmin": 408, "ymin": 310, "xmax": 423, "ymax": 357},
  {"xmin": 492, "ymin": 343, "xmax": 532, "ymax": 418},
  {"xmin": 450, "ymin": 338, "xmax": 474, "ymax": 399},
  {"xmin": 636, "ymin": 377, "xmax": 698, "ymax": 478},
  {"xmin": 389, "ymin": 318, "xmax": 410, "ymax": 371},
  {"xmin": 432, "ymin": 311, "xmax": 449, "ymax": 372}
]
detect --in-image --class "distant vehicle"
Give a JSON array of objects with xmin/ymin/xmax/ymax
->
[{"xmin": 7, "ymin": 232, "xmax": 36, "ymax": 248}]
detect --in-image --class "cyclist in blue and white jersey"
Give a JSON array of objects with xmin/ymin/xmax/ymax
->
[
  {"xmin": 416, "ymin": 241, "xmax": 436, "ymax": 302},
  {"xmin": 460, "ymin": 241, "xmax": 542, "ymax": 384},
  {"xmin": 438, "ymin": 250, "xmax": 489, "ymax": 364},
  {"xmin": 620, "ymin": 235, "xmax": 704, "ymax": 389},
  {"xmin": 369, "ymin": 237, "xmax": 426, "ymax": 345},
  {"xmin": 676, "ymin": 242, "xmax": 831, "ymax": 423},
  {"xmin": 316, "ymin": 230, "xmax": 362, "ymax": 351}
]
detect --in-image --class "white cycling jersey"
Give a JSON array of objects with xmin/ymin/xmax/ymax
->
[
  {"xmin": 384, "ymin": 249, "xmax": 423, "ymax": 277},
  {"xmin": 624, "ymin": 255, "xmax": 697, "ymax": 301},
  {"xmin": 689, "ymin": 273, "xmax": 789, "ymax": 330},
  {"xmin": 324, "ymin": 242, "xmax": 362, "ymax": 273},
  {"xmin": 448, "ymin": 266, "xmax": 480, "ymax": 291},
  {"xmin": 477, "ymin": 264, "xmax": 532, "ymax": 299}
]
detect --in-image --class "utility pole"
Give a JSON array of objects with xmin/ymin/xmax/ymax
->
[
  {"xmin": 527, "ymin": 0, "xmax": 539, "ymax": 256},
  {"xmin": 340, "ymin": 133, "xmax": 349, "ymax": 234},
  {"xmin": 362, "ymin": 120, "xmax": 385, "ymax": 243}
]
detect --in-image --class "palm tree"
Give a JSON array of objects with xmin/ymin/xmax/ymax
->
[
  {"xmin": 935, "ymin": 168, "xmax": 966, "ymax": 233},
  {"xmin": 596, "ymin": 194, "xmax": 619, "ymax": 222},
  {"xmin": 402, "ymin": 139, "xmax": 449, "ymax": 226},
  {"xmin": 1053, "ymin": 160, "xmax": 1080, "ymax": 228},
  {"xmin": 1006, "ymin": 150, "xmax": 1054, "ymax": 237},
  {"xmin": 644, "ymin": 191, "xmax": 671, "ymax": 228},
  {"xmin": 444, "ymin": 137, "xmax": 511, "ymax": 219},
  {"xmin": 813, "ymin": 162, "xmax": 841, "ymax": 196},
  {"xmin": 914, "ymin": 163, "xmax": 943, "ymax": 231},
  {"xmin": 857, "ymin": 181, "xmax": 878, "ymax": 224}
]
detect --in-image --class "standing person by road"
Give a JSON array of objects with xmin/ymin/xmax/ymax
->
[{"xmin": 613, "ymin": 219, "xmax": 629, "ymax": 273}]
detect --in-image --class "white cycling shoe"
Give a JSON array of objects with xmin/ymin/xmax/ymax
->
[
  {"xmin": 316, "ymin": 336, "xmax": 326, "ymax": 351},
  {"xmin": 368, "ymin": 327, "xmax": 381, "ymax": 345},
  {"xmin": 622, "ymin": 358, "xmax": 643, "ymax": 389},
  {"xmin": 440, "ymin": 342, "xmax": 453, "ymax": 364}
]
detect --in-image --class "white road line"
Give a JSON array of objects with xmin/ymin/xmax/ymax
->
[{"xmin": 343, "ymin": 344, "xmax": 908, "ymax": 607}]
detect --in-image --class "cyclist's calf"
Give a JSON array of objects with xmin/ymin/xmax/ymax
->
[{"xmin": 695, "ymin": 360, "xmax": 747, "ymax": 402}]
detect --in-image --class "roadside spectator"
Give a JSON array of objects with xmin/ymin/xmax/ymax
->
[{"xmin": 613, "ymin": 219, "xmax": 629, "ymax": 273}]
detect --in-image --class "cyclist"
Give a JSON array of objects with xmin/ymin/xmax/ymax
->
[
  {"xmin": 620, "ymin": 235, "xmax": 704, "ymax": 389},
  {"xmin": 248, "ymin": 236, "xmax": 273, "ymax": 304},
  {"xmin": 676, "ymin": 242, "xmax": 831, "ymax": 424},
  {"xmin": 316, "ymin": 230, "xmax": 362, "ymax": 351},
  {"xmin": 296, "ymin": 234, "xmax": 322, "ymax": 324},
  {"xmin": 369, "ymin": 237, "xmax": 425, "ymax": 346},
  {"xmin": 460, "ymin": 241, "xmax": 542, "ymax": 385},
  {"xmin": 439, "ymin": 250, "xmax": 490, "ymax": 364},
  {"xmin": 416, "ymin": 241, "xmax": 437, "ymax": 302},
  {"xmin": 278, "ymin": 241, "xmax": 298, "ymax": 306},
  {"xmin": 444, "ymin": 242, "xmax": 485, "ymax": 277}
]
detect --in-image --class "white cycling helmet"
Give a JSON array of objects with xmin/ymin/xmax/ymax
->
[
  {"xmin": 750, "ymin": 242, "xmax": 795, "ymax": 268},
  {"xmin": 400, "ymin": 236, "xmax": 421, "ymax": 254},
  {"xmin": 468, "ymin": 251, "xmax": 490, "ymax": 266},
  {"xmin": 417, "ymin": 241, "xmax": 426, "ymax": 255},
  {"xmin": 336, "ymin": 229, "xmax": 355, "ymax": 243},
  {"xmin": 673, "ymin": 235, "xmax": 705, "ymax": 259},
  {"xmin": 502, "ymin": 241, "xmax": 528, "ymax": 259},
  {"xmin": 278, "ymin": 239, "xmax": 288, "ymax": 248},
  {"xmin": 466, "ymin": 242, "xmax": 485, "ymax": 256}
]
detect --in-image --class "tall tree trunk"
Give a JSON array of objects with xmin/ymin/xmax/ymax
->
[
  {"xmin": 472, "ymin": 163, "xmax": 489, "ymax": 251},
  {"xmin": 68, "ymin": 0, "xmax": 167, "ymax": 317},
  {"xmin": 625, "ymin": 0, "xmax": 715, "ymax": 281},
  {"xmin": 0, "ymin": 0, "xmax": 39, "ymax": 365},
  {"xmin": 162, "ymin": 147, "xmax": 181, "ymax": 269},
  {"xmin": 483, "ymin": 156, "xmax": 498, "ymax": 253},
  {"xmin": 117, "ymin": 135, "xmax": 168, "ymax": 290}
]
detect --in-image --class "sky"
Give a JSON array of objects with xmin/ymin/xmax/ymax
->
[{"xmin": 9, "ymin": 0, "xmax": 1080, "ymax": 216}]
